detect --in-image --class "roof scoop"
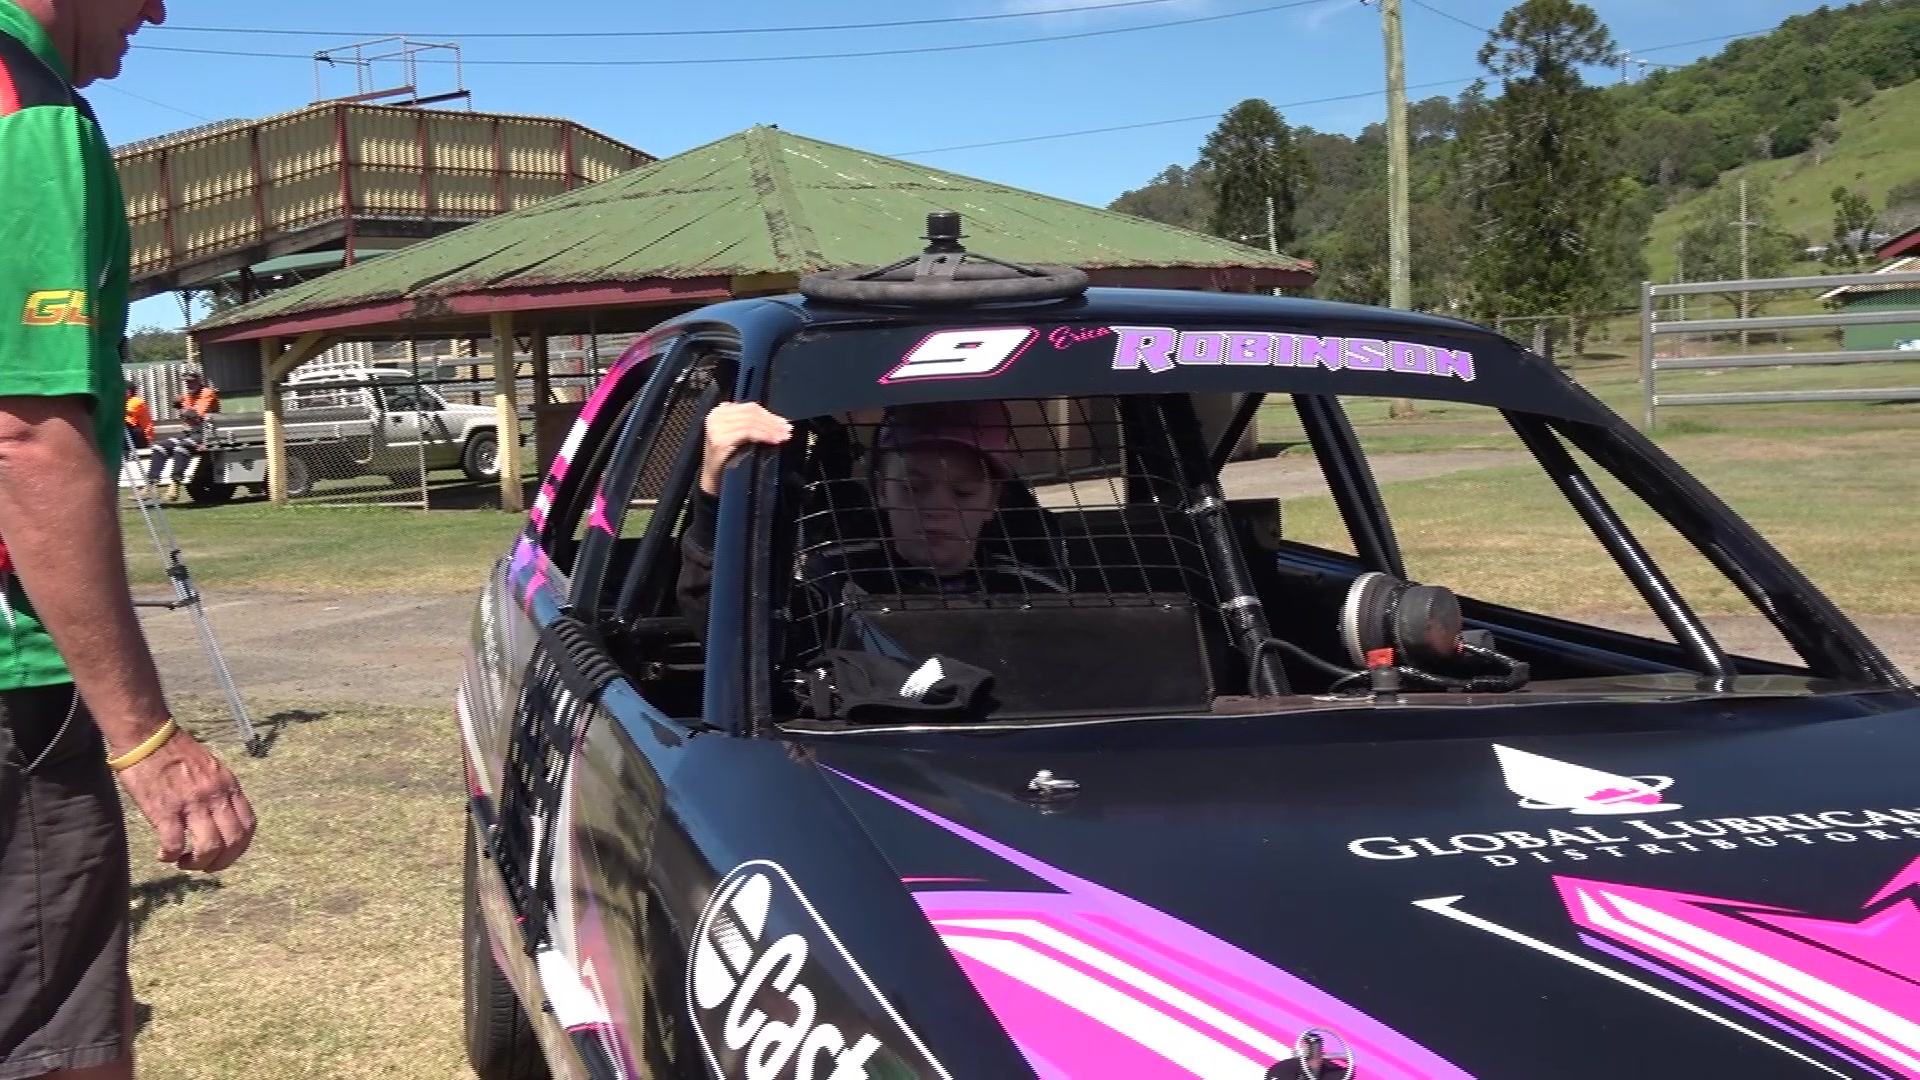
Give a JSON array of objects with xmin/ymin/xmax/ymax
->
[{"xmin": 799, "ymin": 211, "xmax": 1089, "ymax": 307}]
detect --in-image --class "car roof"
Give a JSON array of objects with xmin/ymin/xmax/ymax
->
[
  {"xmin": 710, "ymin": 286, "xmax": 1616, "ymax": 428},
  {"xmin": 780, "ymin": 286, "xmax": 1499, "ymax": 343}
]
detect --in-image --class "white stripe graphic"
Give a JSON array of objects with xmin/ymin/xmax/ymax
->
[
  {"xmin": 1413, "ymin": 896, "xmax": 1847, "ymax": 1078},
  {"xmin": 943, "ymin": 934, "xmax": 1269, "ymax": 1079},
  {"xmin": 936, "ymin": 918, "xmax": 1291, "ymax": 1062},
  {"xmin": 536, "ymin": 946, "xmax": 612, "ymax": 1030},
  {"xmin": 1583, "ymin": 890, "xmax": 1920, "ymax": 1073}
]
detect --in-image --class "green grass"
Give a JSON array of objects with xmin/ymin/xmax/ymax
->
[
  {"xmin": 1645, "ymin": 79, "xmax": 1920, "ymax": 284},
  {"xmin": 1257, "ymin": 350, "xmax": 1920, "ymax": 455},
  {"xmin": 122, "ymin": 502, "xmax": 524, "ymax": 595},
  {"xmin": 1280, "ymin": 427, "xmax": 1919, "ymax": 617},
  {"xmin": 128, "ymin": 700, "xmax": 473, "ymax": 1080}
]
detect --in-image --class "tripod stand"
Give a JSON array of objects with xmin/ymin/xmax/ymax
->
[{"xmin": 122, "ymin": 431, "xmax": 261, "ymax": 755}]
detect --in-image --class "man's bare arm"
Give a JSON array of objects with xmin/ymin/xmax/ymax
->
[{"xmin": 0, "ymin": 394, "xmax": 254, "ymax": 872}]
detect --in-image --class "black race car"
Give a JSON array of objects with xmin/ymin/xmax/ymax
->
[{"xmin": 457, "ymin": 214, "xmax": 1918, "ymax": 1080}]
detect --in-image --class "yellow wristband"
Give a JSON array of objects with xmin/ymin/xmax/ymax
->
[{"xmin": 108, "ymin": 718, "xmax": 178, "ymax": 772}]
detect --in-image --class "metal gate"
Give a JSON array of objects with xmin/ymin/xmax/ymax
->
[{"xmin": 1640, "ymin": 269, "xmax": 1920, "ymax": 428}]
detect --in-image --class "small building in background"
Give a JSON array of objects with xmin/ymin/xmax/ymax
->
[{"xmin": 1819, "ymin": 225, "xmax": 1920, "ymax": 351}]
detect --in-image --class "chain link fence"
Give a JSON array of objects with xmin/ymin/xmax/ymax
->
[{"xmin": 121, "ymin": 333, "xmax": 636, "ymax": 510}]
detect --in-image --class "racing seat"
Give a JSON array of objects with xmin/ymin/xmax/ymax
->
[{"xmin": 1052, "ymin": 502, "xmax": 1248, "ymax": 697}]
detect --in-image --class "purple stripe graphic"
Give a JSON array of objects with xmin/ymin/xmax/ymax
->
[
  {"xmin": 829, "ymin": 768, "xmax": 1472, "ymax": 1079},
  {"xmin": 1580, "ymin": 933, "xmax": 1895, "ymax": 1080}
]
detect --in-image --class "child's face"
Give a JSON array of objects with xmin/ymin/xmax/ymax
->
[{"xmin": 878, "ymin": 445, "xmax": 999, "ymax": 576}]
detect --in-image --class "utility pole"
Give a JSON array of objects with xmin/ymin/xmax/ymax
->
[
  {"xmin": 1376, "ymin": 0, "xmax": 1415, "ymax": 416},
  {"xmin": 1382, "ymin": 0, "xmax": 1411, "ymax": 312},
  {"xmin": 1733, "ymin": 175, "xmax": 1754, "ymax": 348},
  {"xmin": 1265, "ymin": 195, "xmax": 1278, "ymax": 255}
]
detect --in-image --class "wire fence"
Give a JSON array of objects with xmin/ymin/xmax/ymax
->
[{"xmin": 124, "ymin": 332, "xmax": 641, "ymax": 509}]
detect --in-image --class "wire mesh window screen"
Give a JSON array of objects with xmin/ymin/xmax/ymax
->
[
  {"xmin": 784, "ymin": 396, "xmax": 1232, "ymax": 661},
  {"xmin": 633, "ymin": 359, "xmax": 720, "ymax": 503}
]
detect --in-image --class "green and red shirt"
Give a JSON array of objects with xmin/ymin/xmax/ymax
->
[{"xmin": 0, "ymin": 0, "xmax": 132, "ymax": 690}]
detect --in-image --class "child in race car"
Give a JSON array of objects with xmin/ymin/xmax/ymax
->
[{"xmin": 676, "ymin": 398, "xmax": 1067, "ymax": 662}]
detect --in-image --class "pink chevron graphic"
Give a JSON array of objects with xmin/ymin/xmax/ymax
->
[
  {"xmin": 1558, "ymin": 856, "xmax": 1920, "ymax": 1078},
  {"xmin": 830, "ymin": 771, "xmax": 1470, "ymax": 1079},
  {"xmin": 588, "ymin": 492, "xmax": 615, "ymax": 536},
  {"xmin": 917, "ymin": 892, "xmax": 1406, "ymax": 1079}
]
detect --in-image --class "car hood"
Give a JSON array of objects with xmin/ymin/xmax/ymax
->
[{"xmin": 814, "ymin": 705, "xmax": 1920, "ymax": 1079}]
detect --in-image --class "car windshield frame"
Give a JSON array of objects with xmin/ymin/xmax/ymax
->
[{"xmin": 704, "ymin": 299, "xmax": 1909, "ymax": 732}]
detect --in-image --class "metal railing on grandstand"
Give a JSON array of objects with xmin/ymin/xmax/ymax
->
[{"xmin": 1639, "ymin": 269, "xmax": 1920, "ymax": 428}]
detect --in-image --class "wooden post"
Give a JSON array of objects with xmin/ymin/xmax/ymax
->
[
  {"xmin": 491, "ymin": 312, "xmax": 525, "ymax": 513},
  {"xmin": 530, "ymin": 326, "xmax": 550, "ymax": 407},
  {"xmin": 262, "ymin": 337, "xmax": 286, "ymax": 505},
  {"xmin": 260, "ymin": 332, "xmax": 333, "ymax": 507}
]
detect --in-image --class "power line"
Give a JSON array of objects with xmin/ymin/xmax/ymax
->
[
  {"xmin": 133, "ymin": 0, "xmax": 1337, "ymax": 67},
  {"xmin": 151, "ymin": 0, "xmax": 1204, "ymax": 40},
  {"xmin": 1404, "ymin": 0, "xmax": 1489, "ymax": 35},
  {"xmin": 94, "ymin": 81, "xmax": 215, "ymax": 123},
  {"xmin": 1401, "ymin": 3, "xmax": 1770, "ymax": 57},
  {"xmin": 894, "ymin": 76, "xmax": 1479, "ymax": 155},
  {"xmin": 887, "ymin": 22, "xmax": 1788, "ymax": 158},
  {"xmin": 1622, "ymin": 28, "xmax": 1773, "ymax": 54}
]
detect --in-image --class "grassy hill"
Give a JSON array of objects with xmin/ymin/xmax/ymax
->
[{"xmin": 1645, "ymin": 78, "xmax": 1920, "ymax": 284}]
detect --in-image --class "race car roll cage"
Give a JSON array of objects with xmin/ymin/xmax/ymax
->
[{"xmin": 545, "ymin": 295, "xmax": 1909, "ymax": 740}]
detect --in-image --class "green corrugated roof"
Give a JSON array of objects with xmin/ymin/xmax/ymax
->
[{"xmin": 196, "ymin": 125, "xmax": 1310, "ymax": 334}]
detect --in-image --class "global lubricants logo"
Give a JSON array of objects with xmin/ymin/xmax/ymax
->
[
  {"xmin": 688, "ymin": 860, "xmax": 950, "ymax": 1080},
  {"xmin": 1348, "ymin": 745, "xmax": 1920, "ymax": 868}
]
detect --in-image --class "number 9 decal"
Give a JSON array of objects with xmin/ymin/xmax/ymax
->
[{"xmin": 881, "ymin": 327, "xmax": 1037, "ymax": 384}]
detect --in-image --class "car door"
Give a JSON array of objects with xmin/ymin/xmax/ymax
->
[{"xmin": 483, "ymin": 332, "xmax": 734, "ymax": 1079}]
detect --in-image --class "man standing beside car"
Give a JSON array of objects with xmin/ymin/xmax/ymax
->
[{"xmin": 0, "ymin": 2, "xmax": 257, "ymax": 1078}]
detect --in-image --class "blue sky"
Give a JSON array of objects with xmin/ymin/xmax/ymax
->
[{"xmin": 104, "ymin": 0, "xmax": 1834, "ymax": 329}]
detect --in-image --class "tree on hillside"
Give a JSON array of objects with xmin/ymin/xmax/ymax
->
[
  {"xmin": 1196, "ymin": 100, "xmax": 1313, "ymax": 252},
  {"xmin": 1675, "ymin": 179, "xmax": 1799, "ymax": 317},
  {"xmin": 1107, "ymin": 164, "xmax": 1214, "ymax": 233},
  {"xmin": 1887, "ymin": 176, "xmax": 1920, "ymax": 234},
  {"xmin": 1308, "ymin": 190, "xmax": 1472, "ymax": 312},
  {"xmin": 1458, "ymin": 0, "xmax": 1639, "ymax": 331},
  {"xmin": 1827, "ymin": 185, "xmax": 1879, "ymax": 268}
]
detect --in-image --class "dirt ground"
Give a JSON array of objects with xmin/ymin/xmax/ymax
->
[{"xmin": 139, "ymin": 449, "xmax": 1916, "ymax": 706}]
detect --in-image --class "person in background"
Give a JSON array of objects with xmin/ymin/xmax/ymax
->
[
  {"xmin": 122, "ymin": 387, "xmax": 153, "ymax": 498},
  {"xmin": 143, "ymin": 370, "xmax": 216, "ymax": 502},
  {"xmin": 0, "ymin": 2, "xmax": 257, "ymax": 1078},
  {"xmin": 122, "ymin": 387, "xmax": 152, "ymax": 449}
]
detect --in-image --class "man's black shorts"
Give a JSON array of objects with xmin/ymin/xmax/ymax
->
[{"xmin": 0, "ymin": 683, "xmax": 130, "ymax": 1078}]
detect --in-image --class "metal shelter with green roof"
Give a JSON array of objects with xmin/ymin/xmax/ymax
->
[{"xmin": 191, "ymin": 124, "xmax": 1317, "ymax": 511}]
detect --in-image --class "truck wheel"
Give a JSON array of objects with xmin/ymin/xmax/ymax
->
[
  {"xmin": 463, "ymin": 431, "xmax": 501, "ymax": 483},
  {"xmin": 186, "ymin": 475, "xmax": 236, "ymax": 505},
  {"xmin": 463, "ymin": 817, "xmax": 549, "ymax": 1080}
]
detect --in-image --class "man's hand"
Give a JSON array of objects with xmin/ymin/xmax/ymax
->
[
  {"xmin": 0, "ymin": 394, "xmax": 258, "ymax": 874},
  {"xmin": 113, "ymin": 728, "xmax": 255, "ymax": 873},
  {"xmin": 699, "ymin": 402, "xmax": 792, "ymax": 496}
]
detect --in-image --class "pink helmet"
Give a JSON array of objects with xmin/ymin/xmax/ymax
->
[{"xmin": 874, "ymin": 400, "xmax": 1015, "ymax": 479}]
